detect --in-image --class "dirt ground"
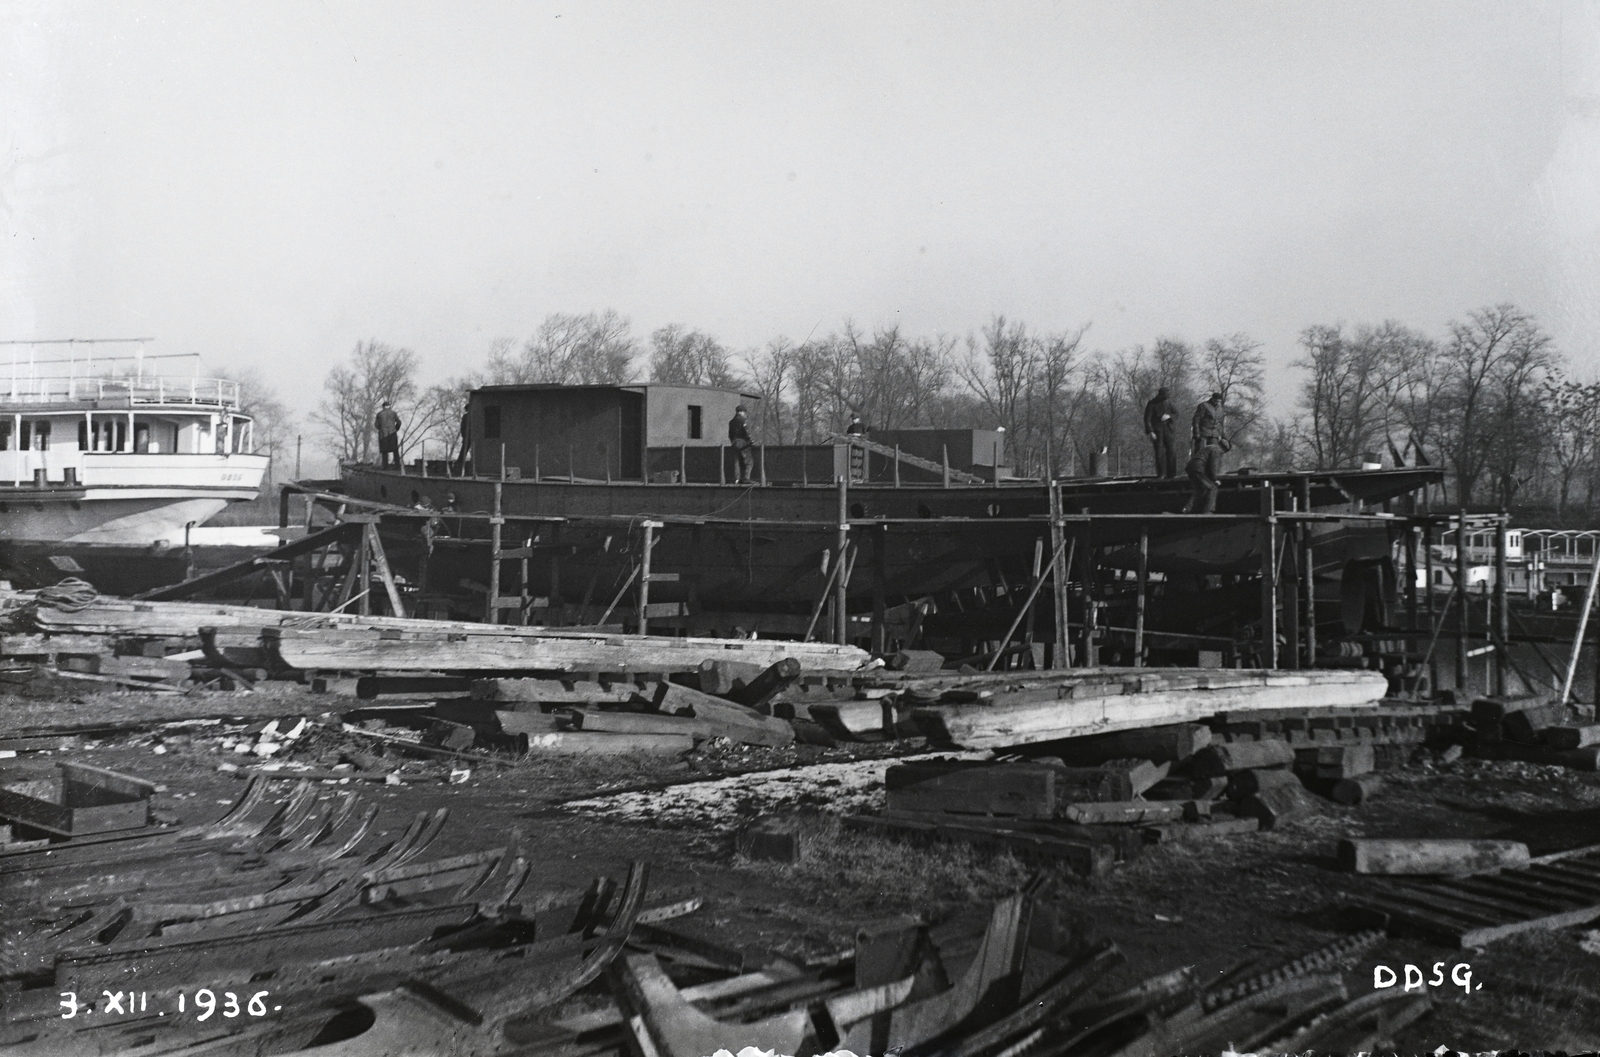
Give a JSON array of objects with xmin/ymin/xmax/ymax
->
[{"xmin": 6, "ymin": 683, "xmax": 1600, "ymax": 1053}]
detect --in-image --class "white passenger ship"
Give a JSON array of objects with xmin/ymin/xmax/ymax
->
[{"xmin": 0, "ymin": 368, "xmax": 269, "ymax": 545}]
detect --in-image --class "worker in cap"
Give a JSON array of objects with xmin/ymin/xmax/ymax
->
[
  {"xmin": 727, "ymin": 404, "xmax": 754, "ymax": 484},
  {"xmin": 1143, "ymin": 386, "xmax": 1178, "ymax": 478},
  {"xmin": 1191, "ymin": 391, "xmax": 1224, "ymax": 451}
]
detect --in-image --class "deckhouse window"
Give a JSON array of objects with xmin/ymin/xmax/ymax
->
[
  {"xmin": 687, "ymin": 405, "xmax": 703, "ymax": 440},
  {"xmin": 19, "ymin": 421, "xmax": 49, "ymax": 450}
]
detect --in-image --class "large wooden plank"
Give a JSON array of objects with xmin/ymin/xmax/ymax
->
[
  {"xmin": 265, "ymin": 626, "xmax": 866, "ymax": 675},
  {"xmin": 885, "ymin": 761, "xmax": 1057, "ymax": 819},
  {"xmin": 911, "ymin": 671, "xmax": 1387, "ymax": 750}
]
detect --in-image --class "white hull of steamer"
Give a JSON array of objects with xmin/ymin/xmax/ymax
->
[
  {"xmin": 0, "ymin": 365, "xmax": 270, "ymax": 548},
  {"xmin": 0, "ymin": 492, "xmax": 259, "ymax": 545}
]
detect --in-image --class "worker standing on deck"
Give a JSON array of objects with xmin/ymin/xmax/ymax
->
[
  {"xmin": 375, "ymin": 402, "xmax": 402, "ymax": 469},
  {"xmin": 728, "ymin": 405, "xmax": 754, "ymax": 484},
  {"xmin": 453, "ymin": 408, "xmax": 472, "ymax": 475},
  {"xmin": 1185, "ymin": 437, "xmax": 1229, "ymax": 513},
  {"xmin": 1191, "ymin": 392, "xmax": 1224, "ymax": 451},
  {"xmin": 1143, "ymin": 387, "xmax": 1178, "ymax": 478}
]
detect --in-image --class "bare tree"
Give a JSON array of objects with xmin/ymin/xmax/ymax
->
[
  {"xmin": 222, "ymin": 367, "xmax": 294, "ymax": 488},
  {"xmin": 313, "ymin": 340, "xmax": 424, "ymax": 463},
  {"xmin": 1441, "ymin": 304, "xmax": 1556, "ymax": 507},
  {"xmin": 742, "ymin": 338, "xmax": 795, "ymax": 444},
  {"xmin": 1541, "ymin": 374, "xmax": 1596, "ymax": 518},
  {"xmin": 1201, "ymin": 333, "xmax": 1265, "ymax": 455},
  {"xmin": 490, "ymin": 310, "xmax": 637, "ymax": 385},
  {"xmin": 1293, "ymin": 324, "xmax": 1403, "ymax": 470},
  {"xmin": 956, "ymin": 316, "xmax": 1037, "ymax": 434},
  {"xmin": 649, "ymin": 325, "xmax": 741, "ymax": 388}
]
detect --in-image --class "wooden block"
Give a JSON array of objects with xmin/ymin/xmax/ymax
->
[
  {"xmin": 727, "ymin": 657, "xmax": 804, "ymax": 709},
  {"xmin": 691, "ymin": 658, "xmax": 766, "ymax": 696},
  {"xmin": 1142, "ymin": 816, "xmax": 1259, "ymax": 843},
  {"xmin": 1295, "ymin": 744, "xmax": 1375, "ymax": 780},
  {"xmin": 809, "ymin": 701, "xmax": 892, "ymax": 741},
  {"xmin": 1033, "ymin": 724, "xmax": 1213, "ymax": 767},
  {"xmin": 1237, "ymin": 782, "xmax": 1321, "ymax": 829},
  {"xmin": 1329, "ymin": 773, "xmax": 1383, "ymax": 805},
  {"xmin": 1503, "ymin": 703, "xmax": 1572, "ymax": 744},
  {"xmin": 1060, "ymin": 801, "xmax": 1187, "ymax": 825},
  {"xmin": 843, "ymin": 814, "xmax": 1115, "ymax": 878},
  {"xmin": 886, "ymin": 650, "xmax": 946, "ymax": 673},
  {"xmin": 422, "ymin": 720, "xmax": 475, "ymax": 751},
  {"xmin": 1191, "ymin": 739, "xmax": 1296, "ymax": 777},
  {"xmin": 1337, "ymin": 838, "xmax": 1529, "ymax": 875},
  {"xmin": 1542, "ymin": 725, "xmax": 1600, "ymax": 750},
  {"xmin": 494, "ymin": 710, "xmax": 566, "ymax": 736},
  {"xmin": 1470, "ymin": 693, "xmax": 1550, "ymax": 737},
  {"xmin": 737, "ymin": 816, "xmax": 808, "ymax": 863},
  {"xmin": 522, "ymin": 731, "xmax": 695, "ymax": 755},
  {"xmin": 1228, "ymin": 768, "xmax": 1305, "ymax": 797},
  {"xmin": 1036, "ymin": 758, "xmax": 1166, "ymax": 803},
  {"xmin": 885, "ymin": 761, "xmax": 1056, "ymax": 819},
  {"xmin": 1143, "ymin": 777, "xmax": 1197, "ymax": 801},
  {"xmin": 655, "ymin": 684, "xmax": 795, "ymax": 748},
  {"xmin": 567, "ymin": 710, "xmax": 706, "ymax": 738}
]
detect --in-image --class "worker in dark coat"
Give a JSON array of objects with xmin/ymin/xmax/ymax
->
[
  {"xmin": 375, "ymin": 401, "xmax": 402, "ymax": 469},
  {"xmin": 1143, "ymin": 387, "xmax": 1178, "ymax": 478},
  {"xmin": 1191, "ymin": 392, "xmax": 1224, "ymax": 450},
  {"xmin": 453, "ymin": 408, "xmax": 472, "ymax": 475},
  {"xmin": 1185, "ymin": 438, "xmax": 1229, "ymax": 513},
  {"xmin": 727, "ymin": 405, "xmax": 754, "ymax": 484},
  {"xmin": 845, "ymin": 414, "xmax": 866, "ymax": 436}
]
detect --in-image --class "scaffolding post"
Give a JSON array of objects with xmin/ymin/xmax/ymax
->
[
  {"xmin": 872, "ymin": 524, "xmax": 888, "ymax": 654},
  {"xmin": 1134, "ymin": 527, "xmax": 1148, "ymax": 667},
  {"xmin": 485, "ymin": 481, "xmax": 503, "ymax": 624},
  {"xmin": 637, "ymin": 520, "xmax": 661, "ymax": 636},
  {"xmin": 1424, "ymin": 521, "xmax": 1438, "ymax": 694},
  {"xmin": 1494, "ymin": 513, "xmax": 1509, "ymax": 696},
  {"xmin": 1260, "ymin": 488, "xmax": 1278, "ymax": 669},
  {"xmin": 835, "ymin": 477, "xmax": 850, "ymax": 645},
  {"xmin": 1078, "ymin": 509, "xmax": 1098, "ymax": 668},
  {"xmin": 1456, "ymin": 510, "xmax": 1469, "ymax": 693},
  {"xmin": 1299, "ymin": 478, "xmax": 1315, "ymax": 668},
  {"xmin": 1048, "ymin": 481, "xmax": 1068, "ymax": 669}
]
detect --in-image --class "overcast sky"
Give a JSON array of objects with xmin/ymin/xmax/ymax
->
[{"xmin": 4, "ymin": 1, "xmax": 1597, "ymax": 428}]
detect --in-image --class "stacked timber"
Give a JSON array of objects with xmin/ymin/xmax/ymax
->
[
  {"xmin": 1468, "ymin": 694, "xmax": 1600, "ymax": 770},
  {"xmin": 899, "ymin": 668, "xmax": 1390, "ymax": 750},
  {"xmin": 0, "ymin": 588, "xmax": 870, "ymax": 692}
]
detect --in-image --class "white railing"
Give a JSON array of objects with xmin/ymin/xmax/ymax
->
[{"xmin": 0, "ymin": 375, "xmax": 242, "ymax": 409}]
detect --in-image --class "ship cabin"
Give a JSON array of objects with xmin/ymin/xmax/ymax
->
[
  {"xmin": 461, "ymin": 383, "xmax": 1008, "ymax": 485},
  {"xmin": 0, "ymin": 375, "xmax": 257, "ymax": 488}
]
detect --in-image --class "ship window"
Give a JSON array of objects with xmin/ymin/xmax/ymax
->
[
  {"xmin": 0, "ymin": 421, "xmax": 8, "ymax": 451},
  {"xmin": 20, "ymin": 421, "xmax": 49, "ymax": 450},
  {"xmin": 78, "ymin": 421, "xmax": 88, "ymax": 450},
  {"xmin": 687, "ymin": 405, "xmax": 703, "ymax": 440},
  {"xmin": 483, "ymin": 406, "xmax": 501, "ymax": 439}
]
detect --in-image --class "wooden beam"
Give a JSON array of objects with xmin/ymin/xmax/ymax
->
[
  {"xmin": 1260, "ymin": 488, "xmax": 1278, "ymax": 669},
  {"xmin": 1134, "ymin": 527, "xmax": 1148, "ymax": 667},
  {"xmin": 363, "ymin": 524, "xmax": 407, "ymax": 619}
]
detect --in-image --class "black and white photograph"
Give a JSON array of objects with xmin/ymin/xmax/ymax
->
[{"xmin": 3, "ymin": 2, "xmax": 1599, "ymax": 1053}]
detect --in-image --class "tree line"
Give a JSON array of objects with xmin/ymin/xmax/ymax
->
[{"xmin": 298, "ymin": 302, "xmax": 1597, "ymax": 520}]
